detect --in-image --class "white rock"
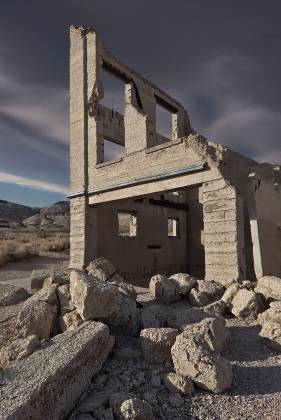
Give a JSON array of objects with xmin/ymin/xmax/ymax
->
[
  {"xmin": 149, "ymin": 275, "xmax": 181, "ymax": 304},
  {"xmin": 119, "ymin": 398, "xmax": 154, "ymax": 420},
  {"xmin": 140, "ymin": 328, "xmax": 178, "ymax": 363},
  {"xmin": 259, "ymin": 321, "xmax": 281, "ymax": 351},
  {"xmin": 221, "ymin": 283, "xmax": 239, "ymax": 304},
  {"xmin": 164, "ymin": 372, "xmax": 194, "ymax": 395},
  {"xmin": 255, "ymin": 276, "xmax": 281, "ymax": 301},
  {"xmin": 57, "ymin": 284, "xmax": 75, "ymax": 315},
  {"xmin": 0, "ymin": 335, "xmax": 40, "ymax": 369},
  {"xmin": 70, "ymin": 270, "xmax": 120, "ymax": 321},
  {"xmin": 59, "ymin": 310, "xmax": 83, "ymax": 332},
  {"xmin": 230, "ymin": 289, "xmax": 266, "ymax": 319},
  {"xmin": 171, "ymin": 319, "xmax": 232, "ymax": 393},
  {"xmin": 0, "ymin": 284, "xmax": 29, "ymax": 306},
  {"xmin": 168, "ymin": 273, "xmax": 197, "ymax": 296},
  {"xmin": 87, "ymin": 257, "xmax": 123, "ymax": 283},
  {"xmin": 15, "ymin": 287, "xmax": 58, "ymax": 340},
  {"xmin": 188, "ymin": 288, "xmax": 209, "ymax": 307}
]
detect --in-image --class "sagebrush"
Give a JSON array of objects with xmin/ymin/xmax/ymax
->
[{"xmin": 0, "ymin": 229, "xmax": 70, "ymax": 268}]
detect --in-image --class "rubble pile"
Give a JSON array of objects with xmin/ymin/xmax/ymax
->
[{"xmin": 0, "ymin": 258, "xmax": 281, "ymax": 419}]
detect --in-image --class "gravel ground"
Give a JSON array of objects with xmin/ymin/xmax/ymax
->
[{"xmin": 71, "ymin": 318, "xmax": 281, "ymax": 420}]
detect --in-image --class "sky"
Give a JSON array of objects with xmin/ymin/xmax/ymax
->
[{"xmin": 0, "ymin": 0, "xmax": 280, "ymax": 207}]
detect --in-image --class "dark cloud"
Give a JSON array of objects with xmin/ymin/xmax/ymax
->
[{"xmin": 0, "ymin": 0, "xmax": 280, "ymax": 205}]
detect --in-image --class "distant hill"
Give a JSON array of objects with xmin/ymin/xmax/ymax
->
[
  {"xmin": 0, "ymin": 199, "xmax": 69, "ymax": 230},
  {"xmin": 0, "ymin": 199, "xmax": 39, "ymax": 226},
  {"xmin": 23, "ymin": 201, "xmax": 70, "ymax": 230}
]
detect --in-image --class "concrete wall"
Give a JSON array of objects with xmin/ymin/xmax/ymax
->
[
  {"xmin": 249, "ymin": 171, "xmax": 281, "ymax": 277},
  {"xmin": 202, "ymin": 179, "xmax": 246, "ymax": 285},
  {"xmin": 185, "ymin": 186, "xmax": 205, "ymax": 278},
  {"xmin": 96, "ymin": 198, "xmax": 188, "ymax": 286}
]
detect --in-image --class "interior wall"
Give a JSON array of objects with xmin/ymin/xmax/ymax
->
[
  {"xmin": 185, "ymin": 186, "xmax": 205, "ymax": 278},
  {"xmin": 96, "ymin": 196, "xmax": 188, "ymax": 286}
]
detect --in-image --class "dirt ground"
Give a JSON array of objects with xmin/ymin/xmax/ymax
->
[{"xmin": 0, "ymin": 251, "xmax": 69, "ymax": 289}]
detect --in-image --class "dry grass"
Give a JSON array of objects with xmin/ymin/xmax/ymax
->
[{"xmin": 0, "ymin": 229, "xmax": 69, "ymax": 268}]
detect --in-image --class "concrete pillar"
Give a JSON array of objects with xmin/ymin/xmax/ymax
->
[
  {"xmin": 69, "ymin": 27, "xmax": 99, "ymax": 269},
  {"xmin": 202, "ymin": 179, "xmax": 246, "ymax": 285}
]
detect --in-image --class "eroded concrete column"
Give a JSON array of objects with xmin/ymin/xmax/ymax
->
[{"xmin": 202, "ymin": 179, "xmax": 246, "ymax": 285}]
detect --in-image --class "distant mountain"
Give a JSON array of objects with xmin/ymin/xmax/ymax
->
[
  {"xmin": 0, "ymin": 199, "xmax": 70, "ymax": 230},
  {"xmin": 0, "ymin": 199, "xmax": 39, "ymax": 226},
  {"xmin": 23, "ymin": 201, "xmax": 70, "ymax": 230}
]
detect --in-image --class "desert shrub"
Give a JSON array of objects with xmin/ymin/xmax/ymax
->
[{"xmin": 0, "ymin": 229, "xmax": 69, "ymax": 268}]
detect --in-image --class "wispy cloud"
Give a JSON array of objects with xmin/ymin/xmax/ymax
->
[{"xmin": 0, "ymin": 171, "xmax": 68, "ymax": 194}]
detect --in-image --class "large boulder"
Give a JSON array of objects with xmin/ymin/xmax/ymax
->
[
  {"xmin": 57, "ymin": 284, "xmax": 75, "ymax": 315},
  {"xmin": 257, "ymin": 301, "xmax": 281, "ymax": 326},
  {"xmin": 141, "ymin": 302, "xmax": 209, "ymax": 331},
  {"xmin": 30, "ymin": 269, "xmax": 51, "ymax": 290},
  {"xmin": 221, "ymin": 282, "xmax": 239, "ymax": 305},
  {"xmin": 59, "ymin": 310, "xmax": 83, "ymax": 332},
  {"xmin": 203, "ymin": 300, "xmax": 227, "ymax": 317},
  {"xmin": 189, "ymin": 280, "xmax": 225, "ymax": 307},
  {"xmin": 149, "ymin": 275, "xmax": 181, "ymax": 304},
  {"xmin": 87, "ymin": 257, "xmax": 123, "ymax": 283},
  {"xmin": 0, "ymin": 335, "xmax": 40, "ymax": 369},
  {"xmin": 14, "ymin": 285, "xmax": 58, "ymax": 340},
  {"xmin": 255, "ymin": 276, "xmax": 281, "ymax": 302},
  {"xmin": 0, "ymin": 284, "xmax": 29, "ymax": 306},
  {"xmin": 119, "ymin": 398, "xmax": 154, "ymax": 420},
  {"xmin": 0, "ymin": 322, "xmax": 114, "ymax": 420},
  {"xmin": 197, "ymin": 280, "xmax": 225, "ymax": 302},
  {"xmin": 105, "ymin": 295, "xmax": 141, "ymax": 336},
  {"xmin": 140, "ymin": 328, "xmax": 178, "ymax": 363},
  {"xmin": 259, "ymin": 322, "xmax": 281, "ymax": 351},
  {"xmin": 70, "ymin": 270, "xmax": 120, "ymax": 321},
  {"xmin": 188, "ymin": 288, "xmax": 210, "ymax": 307},
  {"xmin": 171, "ymin": 318, "xmax": 232, "ymax": 393},
  {"xmin": 230, "ymin": 289, "xmax": 266, "ymax": 319},
  {"xmin": 164, "ymin": 372, "xmax": 194, "ymax": 395},
  {"xmin": 168, "ymin": 273, "xmax": 197, "ymax": 296},
  {"xmin": 110, "ymin": 280, "xmax": 137, "ymax": 301}
]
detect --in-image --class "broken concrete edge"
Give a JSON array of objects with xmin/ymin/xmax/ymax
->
[{"xmin": 0, "ymin": 321, "xmax": 115, "ymax": 420}]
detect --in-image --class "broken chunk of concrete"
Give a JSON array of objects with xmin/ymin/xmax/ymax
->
[
  {"xmin": 87, "ymin": 257, "xmax": 123, "ymax": 283},
  {"xmin": 0, "ymin": 335, "xmax": 40, "ymax": 369},
  {"xmin": 230, "ymin": 289, "xmax": 266, "ymax": 319},
  {"xmin": 203, "ymin": 300, "xmax": 227, "ymax": 317},
  {"xmin": 30, "ymin": 269, "xmax": 51, "ymax": 290},
  {"xmin": 15, "ymin": 299, "xmax": 57, "ymax": 340},
  {"xmin": 0, "ymin": 283, "xmax": 30, "ymax": 306},
  {"xmin": 255, "ymin": 276, "xmax": 281, "ymax": 302},
  {"xmin": 198, "ymin": 280, "xmax": 225, "ymax": 301},
  {"xmin": 106, "ymin": 294, "xmax": 141, "ymax": 336},
  {"xmin": 140, "ymin": 327, "xmax": 178, "ymax": 363},
  {"xmin": 257, "ymin": 302, "xmax": 281, "ymax": 326},
  {"xmin": 57, "ymin": 284, "xmax": 75, "ymax": 315},
  {"xmin": 110, "ymin": 280, "xmax": 137, "ymax": 301},
  {"xmin": 70, "ymin": 270, "xmax": 120, "ymax": 321},
  {"xmin": 164, "ymin": 372, "xmax": 194, "ymax": 395},
  {"xmin": 59, "ymin": 310, "xmax": 83, "ymax": 332},
  {"xmin": 149, "ymin": 274, "xmax": 181, "ymax": 304},
  {"xmin": 221, "ymin": 282, "xmax": 239, "ymax": 305},
  {"xmin": 0, "ymin": 322, "xmax": 114, "ymax": 420},
  {"xmin": 119, "ymin": 398, "xmax": 154, "ymax": 420},
  {"xmin": 188, "ymin": 288, "xmax": 210, "ymax": 307},
  {"xmin": 259, "ymin": 321, "xmax": 281, "ymax": 351},
  {"xmin": 171, "ymin": 319, "xmax": 232, "ymax": 393},
  {"xmin": 168, "ymin": 273, "xmax": 197, "ymax": 296}
]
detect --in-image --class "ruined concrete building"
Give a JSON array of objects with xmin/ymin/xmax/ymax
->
[{"xmin": 69, "ymin": 26, "xmax": 281, "ymax": 286}]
